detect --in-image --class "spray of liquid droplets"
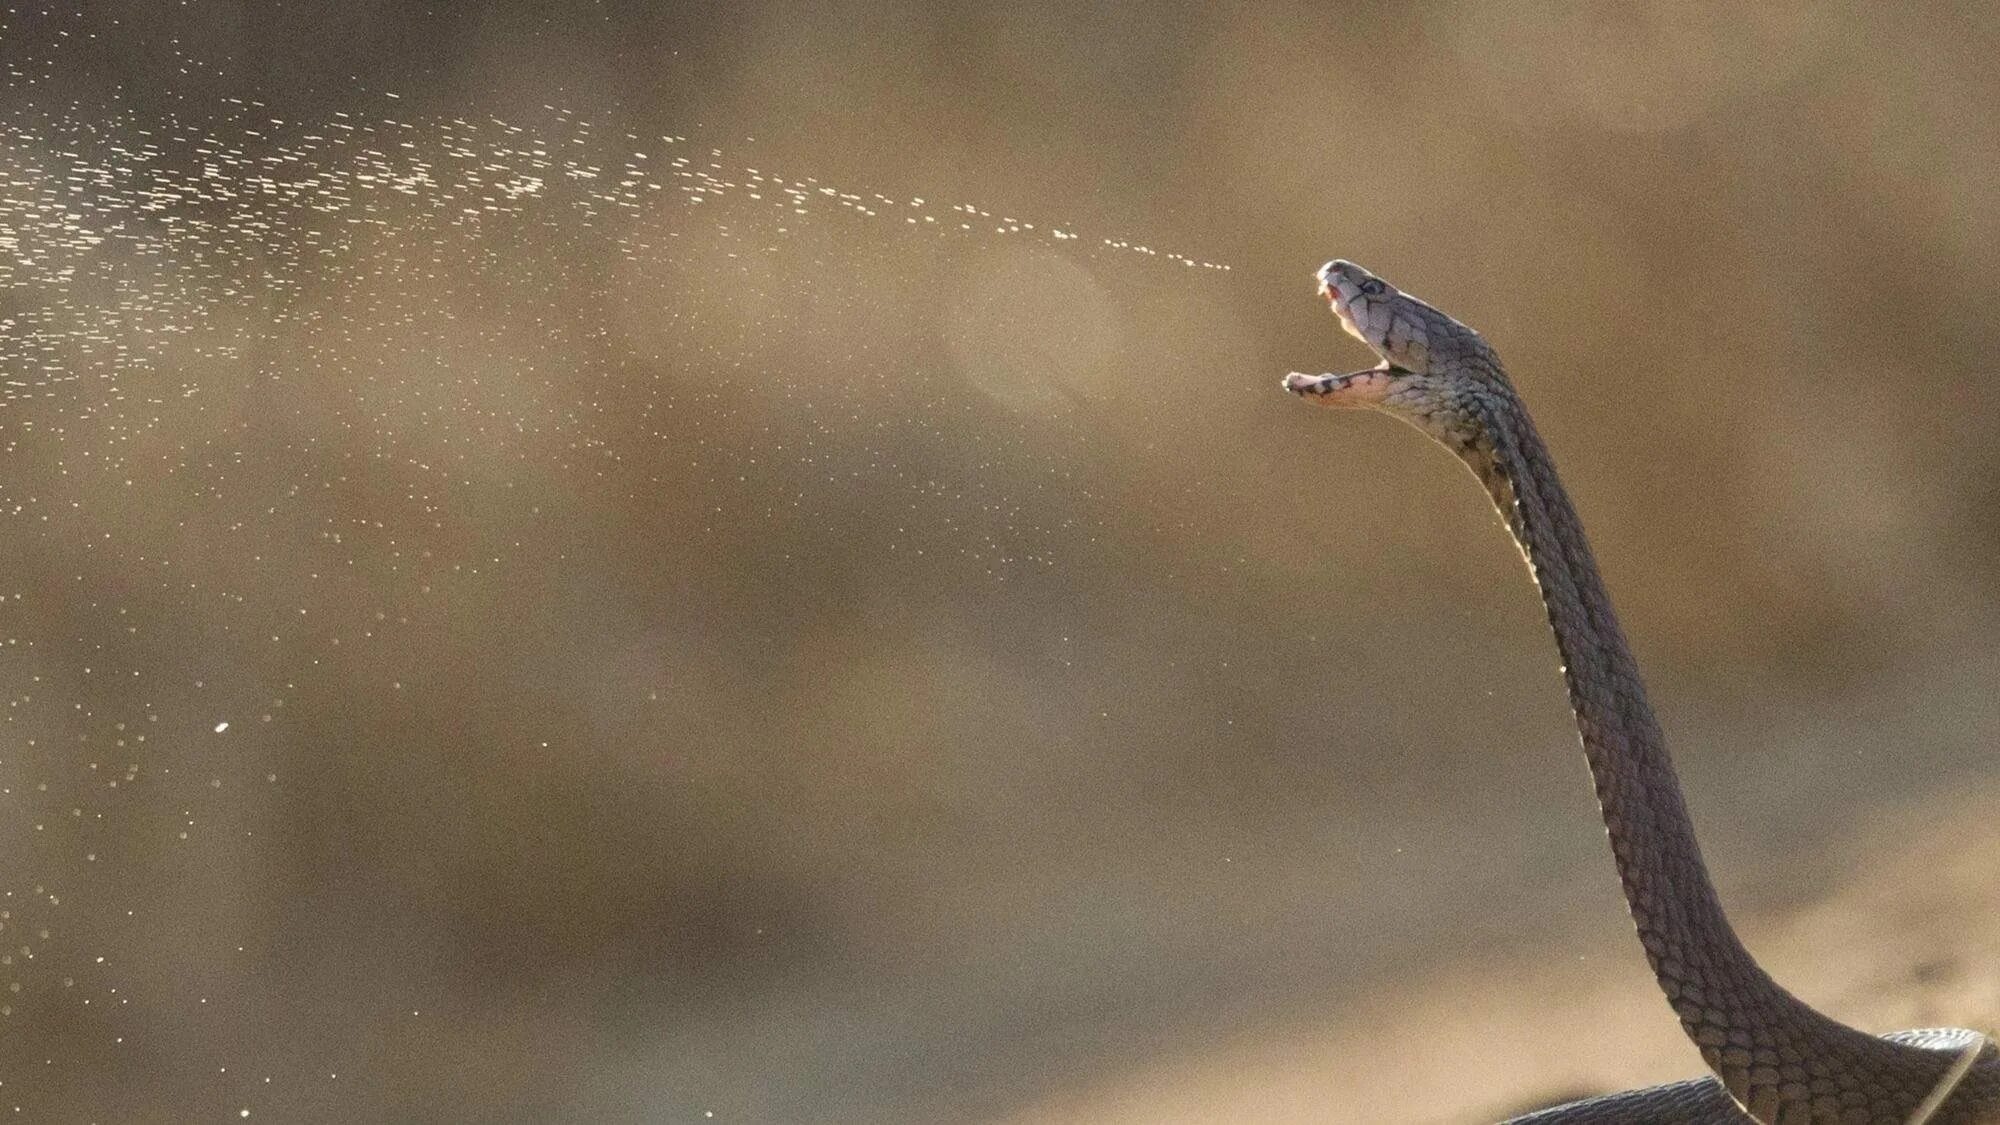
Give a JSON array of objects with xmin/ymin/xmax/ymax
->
[{"xmin": 0, "ymin": 7, "xmax": 1242, "ymax": 1121}]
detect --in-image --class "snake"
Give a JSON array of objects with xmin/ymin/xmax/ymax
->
[{"xmin": 1281, "ymin": 260, "xmax": 1998, "ymax": 1124}]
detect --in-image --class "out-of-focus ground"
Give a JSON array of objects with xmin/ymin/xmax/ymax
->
[
  {"xmin": 1003, "ymin": 781, "xmax": 2000, "ymax": 1125},
  {"xmin": 3, "ymin": 3, "xmax": 1999, "ymax": 1122}
]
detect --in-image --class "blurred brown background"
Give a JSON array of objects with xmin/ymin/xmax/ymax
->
[{"xmin": 3, "ymin": 3, "xmax": 1998, "ymax": 1122}]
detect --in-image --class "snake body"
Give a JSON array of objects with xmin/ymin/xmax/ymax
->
[{"xmin": 1282, "ymin": 261, "xmax": 1998, "ymax": 1124}]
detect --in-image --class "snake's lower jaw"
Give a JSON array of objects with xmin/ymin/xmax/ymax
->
[
  {"xmin": 1283, "ymin": 372, "xmax": 1364, "ymax": 409},
  {"xmin": 1284, "ymin": 369, "xmax": 1400, "ymax": 410}
]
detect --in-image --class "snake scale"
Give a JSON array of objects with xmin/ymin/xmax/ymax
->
[{"xmin": 1282, "ymin": 260, "xmax": 1997, "ymax": 1124}]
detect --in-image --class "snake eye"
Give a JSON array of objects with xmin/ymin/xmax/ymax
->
[{"xmin": 1358, "ymin": 278, "xmax": 1386, "ymax": 297}]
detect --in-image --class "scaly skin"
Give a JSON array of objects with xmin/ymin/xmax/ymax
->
[{"xmin": 1283, "ymin": 261, "xmax": 1997, "ymax": 1124}]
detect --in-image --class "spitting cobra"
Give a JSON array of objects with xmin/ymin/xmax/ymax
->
[{"xmin": 1282, "ymin": 260, "xmax": 1997, "ymax": 1124}]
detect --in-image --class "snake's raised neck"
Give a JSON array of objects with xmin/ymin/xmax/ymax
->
[{"xmin": 1284, "ymin": 260, "xmax": 1996, "ymax": 1123}]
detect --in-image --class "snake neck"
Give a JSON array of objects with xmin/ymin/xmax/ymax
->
[
  {"xmin": 1444, "ymin": 391, "xmax": 1970, "ymax": 1118},
  {"xmin": 1472, "ymin": 404, "xmax": 1746, "ymax": 977}
]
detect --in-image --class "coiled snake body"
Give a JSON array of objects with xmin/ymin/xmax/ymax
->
[{"xmin": 1282, "ymin": 261, "xmax": 1997, "ymax": 1124}]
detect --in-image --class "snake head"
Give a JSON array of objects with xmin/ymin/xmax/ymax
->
[
  {"xmin": 1313, "ymin": 259, "xmax": 1464, "ymax": 379},
  {"xmin": 1317, "ymin": 259, "xmax": 1393, "ymax": 310},
  {"xmin": 1317, "ymin": 259, "xmax": 1405, "ymax": 359}
]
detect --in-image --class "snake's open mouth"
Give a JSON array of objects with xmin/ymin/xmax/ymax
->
[{"xmin": 1316, "ymin": 271, "xmax": 1346, "ymax": 322}]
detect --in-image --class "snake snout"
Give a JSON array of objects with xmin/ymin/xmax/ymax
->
[{"xmin": 1316, "ymin": 264, "xmax": 1339, "ymax": 301}]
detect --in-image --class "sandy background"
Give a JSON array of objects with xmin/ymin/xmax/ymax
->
[{"xmin": 2, "ymin": 3, "xmax": 1997, "ymax": 1121}]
